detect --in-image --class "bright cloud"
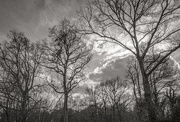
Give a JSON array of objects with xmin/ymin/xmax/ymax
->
[{"xmin": 89, "ymin": 56, "xmax": 129, "ymax": 82}]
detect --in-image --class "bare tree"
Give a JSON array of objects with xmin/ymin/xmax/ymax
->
[
  {"xmin": 42, "ymin": 19, "xmax": 92, "ymax": 122},
  {"xmin": 85, "ymin": 86, "xmax": 100, "ymax": 122},
  {"xmin": 79, "ymin": 0, "xmax": 180, "ymax": 121},
  {"xmin": 126, "ymin": 55, "xmax": 179, "ymax": 121},
  {"xmin": 85, "ymin": 77, "xmax": 132, "ymax": 122},
  {"xmin": 126, "ymin": 56, "xmax": 143, "ymax": 102},
  {"xmin": 100, "ymin": 77, "xmax": 131, "ymax": 122},
  {"xmin": 0, "ymin": 30, "xmax": 45, "ymax": 122},
  {"xmin": 97, "ymin": 83, "xmax": 109, "ymax": 122}
]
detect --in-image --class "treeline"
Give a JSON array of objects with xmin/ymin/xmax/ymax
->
[
  {"xmin": 1, "ymin": 73, "xmax": 180, "ymax": 122},
  {"xmin": 0, "ymin": 106, "xmax": 135, "ymax": 122}
]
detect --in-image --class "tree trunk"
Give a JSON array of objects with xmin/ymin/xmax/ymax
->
[
  {"xmin": 144, "ymin": 86, "xmax": 157, "ymax": 122},
  {"xmin": 104, "ymin": 104, "xmax": 107, "ymax": 122},
  {"xmin": 112, "ymin": 104, "xmax": 116, "ymax": 122},
  {"xmin": 138, "ymin": 61, "xmax": 157, "ymax": 122},
  {"xmin": 117, "ymin": 105, "xmax": 122, "ymax": 122},
  {"xmin": 5, "ymin": 109, "xmax": 10, "ymax": 122},
  {"xmin": 64, "ymin": 92, "xmax": 68, "ymax": 122},
  {"xmin": 20, "ymin": 94, "xmax": 28, "ymax": 122},
  {"xmin": 63, "ymin": 67, "xmax": 68, "ymax": 122},
  {"xmin": 20, "ymin": 115, "xmax": 27, "ymax": 122}
]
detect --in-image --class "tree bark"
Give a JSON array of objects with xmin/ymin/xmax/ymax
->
[
  {"xmin": 5, "ymin": 109, "xmax": 10, "ymax": 122},
  {"xmin": 63, "ymin": 66, "xmax": 69, "ymax": 122},
  {"xmin": 104, "ymin": 104, "xmax": 107, "ymax": 122},
  {"xmin": 64, "ymin": 92, "xmax": 68, "ymax": 122},
  {"xmin": 112, "ymin": 104, "xmax": 116, "ymax": 122},
  {"xmin": 138, "ymin": 61, "xmax": 157, "ymax": 122}
]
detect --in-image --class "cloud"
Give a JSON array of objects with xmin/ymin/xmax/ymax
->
[
  {"xmin": 89, "ymin": 56, "xmax": 129, "ymax": 82},
  {"xmin": 0, "ymin": 0, "xmax": 48, "ymax": 41},
  {"xmin": 72, "ymin": 79, "xmax": 100, "ymax": 95},
  {"xmin": 0, "ymin": 0, "xmax": 89, "ymax": 42},
  {"xmin": 85, "ymin": 39, "xmax": 133, "ymax": 83},
  {"xmin": 38, "ymin": 0, "xmax": 89, "ymax": 27}
]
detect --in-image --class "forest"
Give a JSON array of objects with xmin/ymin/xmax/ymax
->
[{"xmin": 1, "ymin": 0, "xmax": 180, "ymax": 122}]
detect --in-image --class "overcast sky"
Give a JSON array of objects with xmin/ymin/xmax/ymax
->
[
  {"xmin": 0, "ymin": 0, "xmax": 180, "ymax": 95},
  {"xmin": 0, "ymin": 0, "xmax": 88, "ymax": 41}
]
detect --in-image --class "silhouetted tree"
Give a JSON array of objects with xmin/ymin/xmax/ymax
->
[
  {"xmin": 127, "ymin": 55, "xmax": 180, "ymax": 121},
  {"xmin": 0, "ymin": 30, "xmax": 45, "ymax": 122},
  {"xmin": 79, "ymin": 0, "xmax": 180, "ymax": 121},
  {"xmin": 101, "ymin": 77, "xmax": 131, "ymax": 122},
  {"xmin": 42, "ymin": 19, "xmax": 92, "ymax": 122},
  {"xmin": 85, "ymin": 86, "xmax": 100, "ymax": 122}
]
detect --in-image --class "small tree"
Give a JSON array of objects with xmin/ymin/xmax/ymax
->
[
  {"xmin": 43, "ymin": 19, "xmax": 92, "ymax": 122},
  {"xmin": 97, "ymin": 83, "xmax": 109, "ymax": 122},
  {"xmin": 85, "ymin": 86, "xmax": 100, "ymax": 122},
  {"xmin": 100, "ymin": 77, "xmax": 131, "ymax": 122}
]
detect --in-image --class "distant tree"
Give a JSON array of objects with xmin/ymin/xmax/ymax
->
[
  {"xmin": 100, "ymin": 77, "xmax": 131, "ymax": 122},
  {"xmin": 172, "ymin": 96, "xmax": 180, "ymax": 122},
  {"xmin": 85, "ymin": 77, "xmax": 132, "ymax": 122},
  {"xmin": 97, "ymin": 83, "xmax": 109, "ymax": 122},
  {"xmin": 42, "ymin": 19, "xmax": 92, "ymax": 122},
  {"xmin": 0, "ymin": 30, "xmax": 45, "ymax": 122},
  {"xmin": 79, "ymin": 0, "xmax": 180, "ymax": 121},
  {"xmin": 126, "ymin": 56, "xmax": 143, "ymax": 102},
  {"xmin": 163, "ymin": 78, "xmax": 180, "ymax": 120},
  {"xmin": 85, "ymin": 86, "xmax": 100, "ymax": 122}
]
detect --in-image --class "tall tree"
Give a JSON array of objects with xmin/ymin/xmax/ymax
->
[
  {"xmin": 79, "ymin": 0, "xmax": 180, "ymax": 121},
  {"xmin": 126, "ymin": 55, "xmax": 179, "ymax": 121},
  {"xmin": 0, "ymin": 30, "xmax": 44, "ymax": 122},
  {"xmin": 43, "ymin": 19, "xmax": 92, "ymax": 122}
]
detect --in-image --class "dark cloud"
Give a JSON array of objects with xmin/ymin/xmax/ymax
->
[
  {"xmin": 72, "ymin": 84, "xmax": 87, "ymax": 94},
  {"xmin": 89, "ymin": 56, "xmax": 129, "ymax": 82},
  {"xmin": 34, "ymin": 0, "xmax": 46, "ymax": 10},
  {"xmin": 0, "ymin": 0, "xmax": 46, "ymax": 41},
  {"xmin": 89, "ymin": 53, "xmax": 180, "ymax": 84},
  {"xmin": 0, "ymin": 0, "xmax": 89, "ymax": 41}
]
